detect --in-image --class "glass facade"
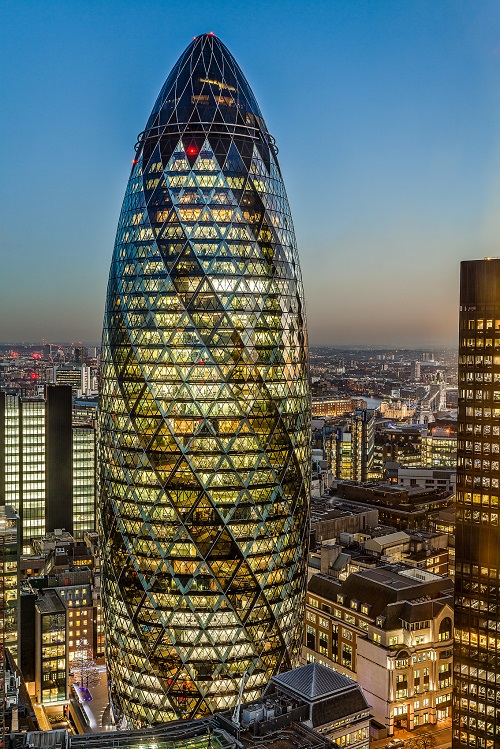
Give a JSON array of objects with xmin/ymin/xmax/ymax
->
[
  {"xmin": 36, "ymin": 591, "xmax": 68, "ymax": 705},
  {"xmin": 21, "ymin": 399, "xmax": 46, "ymax": 543},
  {"xmin": 99, "ymin": 33, "xmax": 310, "ymax": 726},
  {"xmin": 422, "ymin": 433, "xmax": 457, "ymax": 468},
  {"xmin": 326, "ymin": 410, "xmax": 374, "ymax": 482},
  {"xmin": 4, "ymin": 395, "xmax": 20, "ymax": 511},
  {"xmin": 72, "ymin": 425, "xmax": 96, "ymax": 539},
  {"xmin": 0, "ymin": 392, "xmax": 46, "ymax": 550},
  {"xmin": 454, "ymin": 259, "xmax": 500, "ymax": 748},
  {"xmin": 1, "ymin": 394, "xmax": 46, "ymax": 547},
  {"xmin": 1, "ymin": 388, "xmax": 94, "ymax": 546},
  {"xmin": 0, "ymin": 507, "xmax": 20, "ymax": 664}
]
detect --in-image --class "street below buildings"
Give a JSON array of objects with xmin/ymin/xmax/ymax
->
[
  {"xmin": 71, "ymin": 664, "xmax": 113, "ymax": 733},
  {"xmin": 371, "ymin": 718, "xmax": 452, "ymax": 748}
]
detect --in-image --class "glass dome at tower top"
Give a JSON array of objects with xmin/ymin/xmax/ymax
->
[{"xmin": 141, "ymin": 33, "xmax": 270, "ymax": 149}]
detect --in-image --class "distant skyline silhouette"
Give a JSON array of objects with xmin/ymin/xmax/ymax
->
[{"xmin": 1, "ymin": 0, "xmax": 500, "ymax": 346}]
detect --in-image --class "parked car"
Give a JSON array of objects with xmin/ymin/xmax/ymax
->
[
  {"xmin": 77, "ymin": 685, "xmax": 92, "ymax": 702},
  {"xmin": 385, "ymin": 740, "xmax": 405, "ymax": 749}
]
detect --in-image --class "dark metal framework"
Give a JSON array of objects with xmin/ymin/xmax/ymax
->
[{"xmin": 99, "ymin": 34, "xmax": 310, "ymax": 726}]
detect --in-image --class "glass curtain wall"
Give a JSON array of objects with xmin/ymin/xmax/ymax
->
[{"xmin": 99, "ymin": 33, "xmax": 310, "ymax": 726}]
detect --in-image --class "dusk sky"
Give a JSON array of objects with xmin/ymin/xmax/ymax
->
[{"xmin": 1, "ymin": 0, "xmax": 500, "ymax": 347}]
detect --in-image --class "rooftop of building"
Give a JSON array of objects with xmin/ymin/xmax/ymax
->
[
  {"xmin": 349, "ymin": 564, "xmax": 441, "ymax": 588},
  {"xmin": 0, "ymin": 505, "xmax": 19, "ymax": 522},
  {"xmin": 395, "ymin": 467, "xmax": 455, "ymax": 477},
  {"xmin": 270, "ymin": 662, "xmax": 371, "ymax": 729},
  {"xmin": 405, "ymin": 548, "xmax": 449, "ymax": 563},
  {"xmin": 272, "ymin": 662, "xmax": 356, "ymax": 701},
  {"xmin": 309, "ymin": 564, "xmax": 452, "ymax": 620},
  {"xmin": 34, "ymin": 529, "xmax": 75, "ymax": 545},
  {"xmin": 143, "ymin": 33, "xmax": 269, "ymax": 147},
  {"xmin": 27, "ymin": 708, "xmax": 337, "ymax": 749},
  {"xmin": 0, "ymin": 505, "xmax": 20, "ymax": 544},
  {"xmin": 34, "ymin": 588, "xmax": 65, "ymax": 615},
  {"xmin": 312, "ymin": 394, "xmax": 351, "ymax": 402},
  {"xmin": 332, "ymin": 481, "xmax": 454, "ymax": 510},
  {"xmin": 364, "ymin": 530, "xmax": 410, "ymax": 546},
  {"xmin": 433, "ymin": 507, "xmax": 456, "ymax": 523},
  {"xmin": 310, "ymin": 496, "xmax": 379, "ymax": 520},
  {"xmin": 74, "ymin": 396, "xmax": 98, "ymax": 406},
  {"xmin": 407, "ymin": 527, "xmax": 449, "ymax": 540},
  {"xmin": 311, "ymin": 506, "xmax": 353, "ymax": 522}
]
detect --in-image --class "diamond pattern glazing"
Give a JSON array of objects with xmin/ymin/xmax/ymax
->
[{"xmin": 99, "ymin": 34, "xmax": 310, "ymax": 727}]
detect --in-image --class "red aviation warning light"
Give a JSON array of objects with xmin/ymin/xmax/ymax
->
[
  {"xmin": 187, "ymin": 146, "xmax": 198, "ymax": 155},
  {"xmin": 30, "ymin": 372, "xmax": 38, "ymax": 381}
]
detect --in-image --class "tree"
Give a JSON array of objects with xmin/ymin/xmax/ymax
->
[
  {"xmin": 405, "ymin": 734, "xmax": 438, "ymax": 749},
  {"xmin": 405, "ymin": 738, "xmax": 420, "ymax": 749},
  {"xmin": 419, "ymin": 734, "xmax": 438, "ymax": 749},
  {"xmin": 71, "ymin": 639, "xmax": 100, "ymax": 691}
]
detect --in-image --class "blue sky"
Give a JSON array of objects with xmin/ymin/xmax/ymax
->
[{"xmin": 1, "ymin": 0, "xmax": 500, "ymax": 345}]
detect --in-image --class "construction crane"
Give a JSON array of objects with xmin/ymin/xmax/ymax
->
[{"xmin": 231, "ymin": 670, "xmax": 248, "ymax": 727}]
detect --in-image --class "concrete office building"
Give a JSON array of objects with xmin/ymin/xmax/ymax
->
[{"xmin": 304, "ymin": 565, "xmax": 453, "ymax": 736}]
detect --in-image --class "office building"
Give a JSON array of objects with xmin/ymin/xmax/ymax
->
[
  {"xmin": 373, "ymin": 424, "xmax": 457, "ymax": 479},
  {"xmin": 0, "ymin": 386, "xmax": 96, "ymax": 547},
  {"xmin": 46, "ymin": 568, "xmax": 94, "ymax": 662},
  {"xmin": 0, "ymin": 386, "xmax": 72, "ymax": 546},
  {"xmin": 268, "ymin": 663, "xmax": 371, "ymax": 748},
  {"xmin": 411, "ymin": 361, "xmax": 421, "ymax": 381},
  {"xmin": 20, "ymin": 584, "xmax": 69, "ymax": 707},
  {"xmin": 305, "ymin": 566, "xmax": 453, "ymax": 736},
  {"xmin": 334, "ymin": 480, "xmax": 453, "ymax": 530},
  {"xmin": 72, "ymin": 398, "xmax": 99, "ymax": 540},
  {"xmin": 0, "ymin": 506, "xmax": 20, "ymax": 668},
  {"xmin": 422, "ymin": 429, "xmax": 457, "ymax": 468},
  {"xmin": 54, "ymin": 364, "xmax": 96, "ymax": 397},
  {"xmin": 99, "ymin": 34, "xmax": 310, "ymax": 725},
  {"xmin": 312, "ymin": 395, "xmax": 356, "ymax": 418},
  {"xmin": 453, "ymin": 259, "xmax": 500, "ymax": 748},
  {"xmin": 72, "ymin": 423, "xmax": 96, "ymax": 539},
  {"xmin": 326, "ymin": 410, "xmax": 375, "ymax": 482},
  {"xmin": 73, "ymin": 396, "xmax": 98, "ymax": 426},
  {"xmin": 394, "ymin": 466, "xmax": 456, "ymax": 494},
  {"xmin": 374, "ymin": 426, "xmax": 424, "ymax": 475},
  {"xmin": 53, "ymin": 366, "xmax": 82, "ymax": 393}
]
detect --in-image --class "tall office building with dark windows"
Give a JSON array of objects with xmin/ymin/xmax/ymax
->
[
  {"xmin": 454, "ymin": 259, "xmax": 500, "ymax": 749},
  {"xmin": 99, "ymin": 33, "xmax": 310, "ymax": 726}
]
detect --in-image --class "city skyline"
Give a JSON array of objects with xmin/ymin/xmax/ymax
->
[{"xmin": 2, "ymin": 1, "xmax": 500, "ymax": 346}]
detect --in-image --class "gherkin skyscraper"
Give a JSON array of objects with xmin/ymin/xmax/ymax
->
[{"xmin": 99, "ymin": 33, "xmax": 310, "ymax": 727}]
